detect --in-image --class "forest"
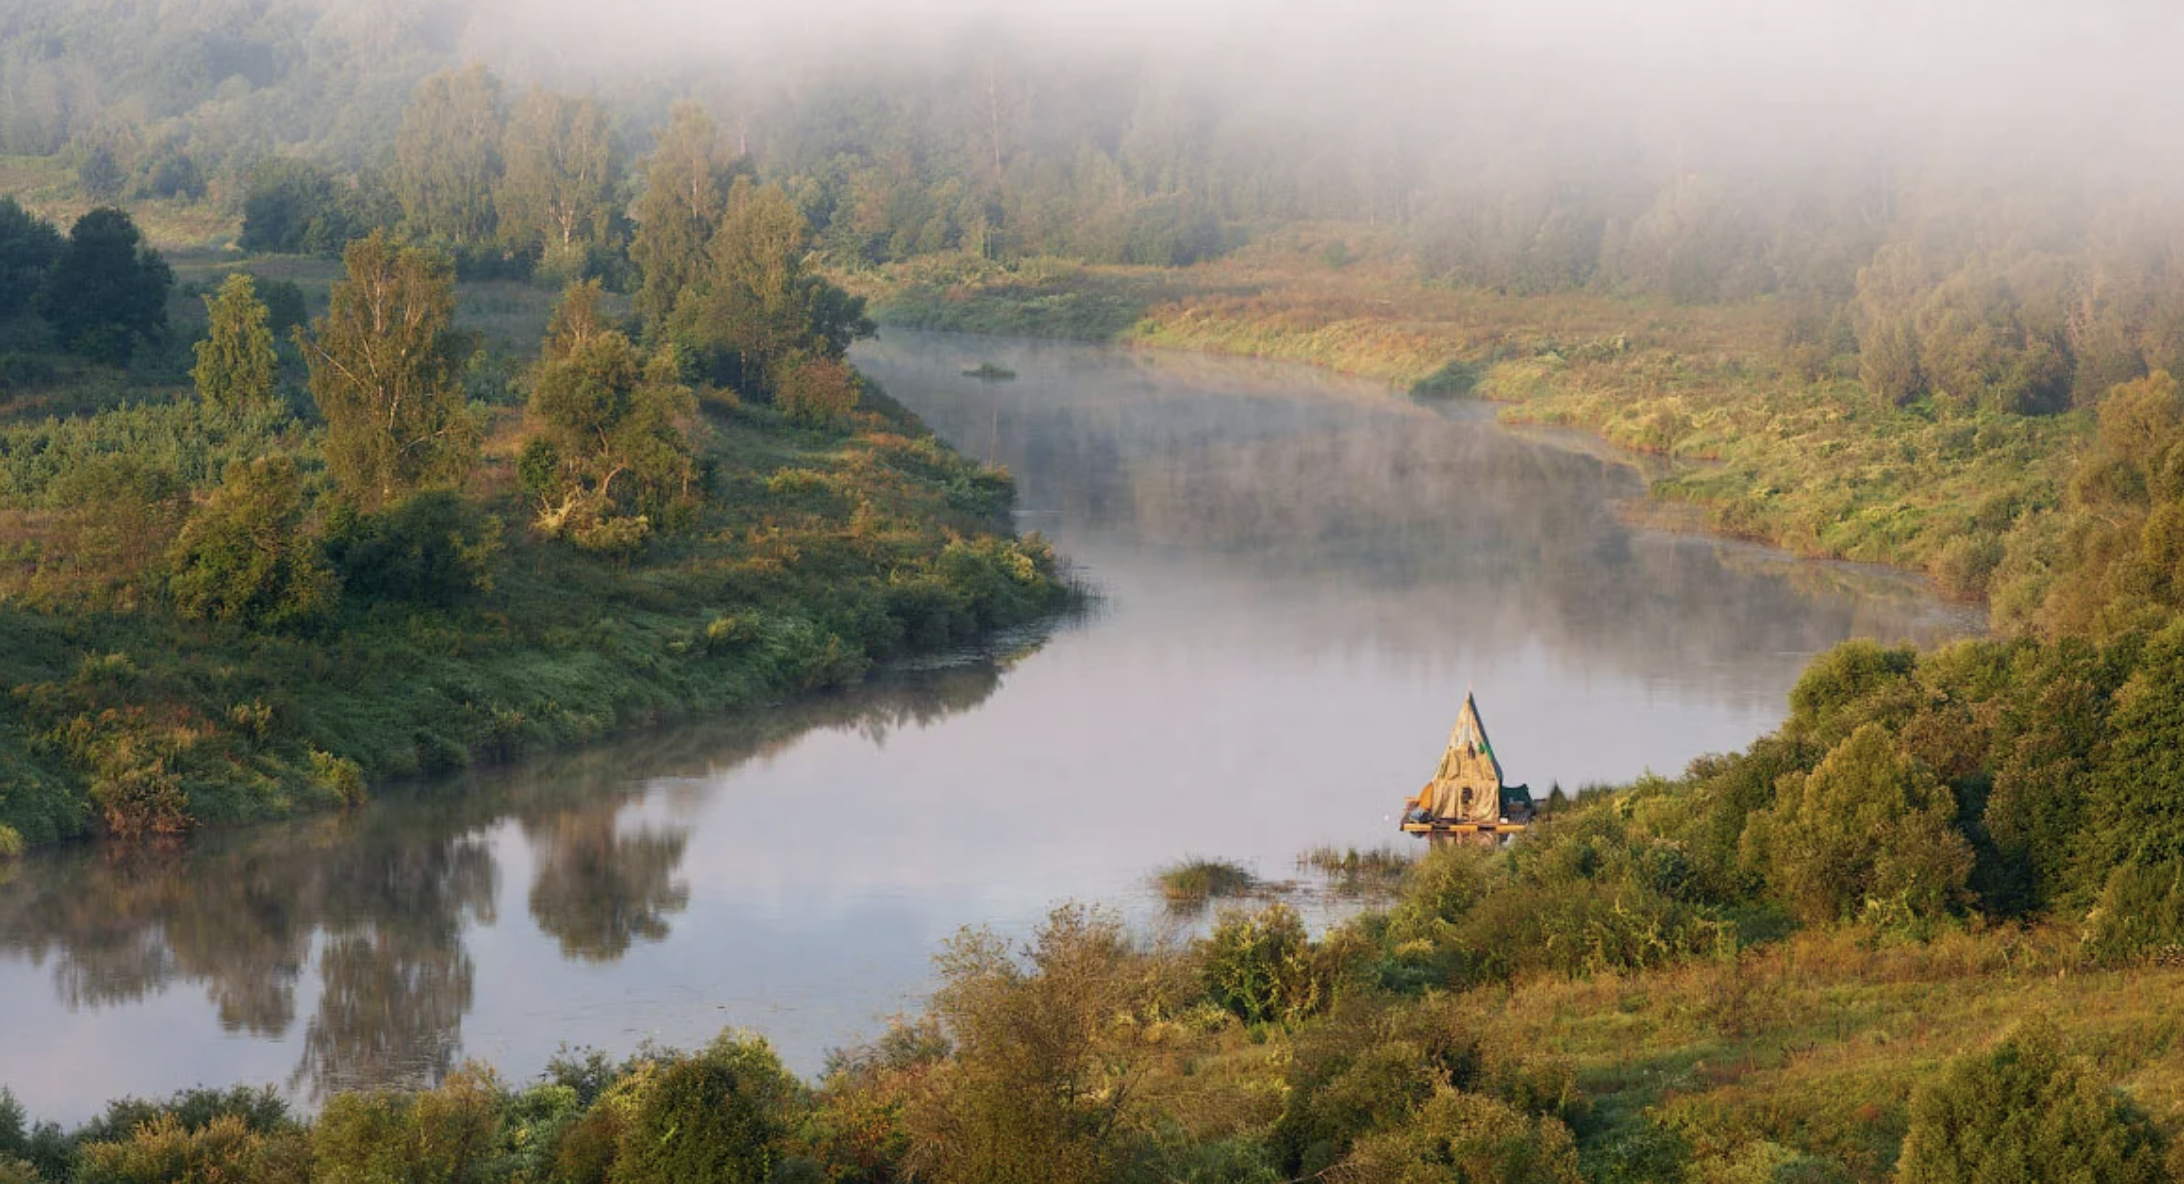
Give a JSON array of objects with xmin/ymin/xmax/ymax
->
[{"xmin": 4, "ymin": 0, "xmax": 2184, "ymax": 1180}]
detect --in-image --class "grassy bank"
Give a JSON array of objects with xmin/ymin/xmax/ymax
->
[
  {"xmin": 853, "ymin": 239, "xmax": 2083, "ymax": 603},
  {"xmin": 0, "ymin": 384, "xmax": 1068, "ymax": 851},
  {"xmin": 0, "ymin": 231, "xmax": 1070, "ymax": 854}
]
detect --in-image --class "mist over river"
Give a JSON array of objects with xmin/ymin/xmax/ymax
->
[{"xmin": 0, "ymin": 332, "xmax": 1980, "ymax": 1119}]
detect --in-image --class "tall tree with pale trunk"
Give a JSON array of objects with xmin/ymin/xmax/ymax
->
[
  {"xmin": 496, "ymin": 88, "xmax": 620, "ymax": 276},
  {"xmin": 297, "ymin": 232, "xmax": 477, "ymax": 511}
]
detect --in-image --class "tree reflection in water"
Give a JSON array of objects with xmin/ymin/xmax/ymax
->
[
  {"xmin": 0, "ymin": 658, "xmax": 1015, "ymax": 1100},
  {"xmin": 525, "ymin": 811, "xmax": 690, "ymax": 962}
]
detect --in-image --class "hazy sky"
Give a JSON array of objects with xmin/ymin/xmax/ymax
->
[{"xmin": 459, "ymin": 0, "xmax": 2184, "ymax": 179}]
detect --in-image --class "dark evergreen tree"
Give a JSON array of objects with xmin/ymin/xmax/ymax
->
[
  {"xmin": 0, "ymin": 197, "xmax": 63, "ymax": 325},
  {"xmin": 40, "ymin": 207, "xmax": 172, "ymax": 363}
]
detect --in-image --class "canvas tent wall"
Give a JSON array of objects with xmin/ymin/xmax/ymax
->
[{"xmin": 1423, "ymin": 693, "xmax": 1506, "ymax": 823}]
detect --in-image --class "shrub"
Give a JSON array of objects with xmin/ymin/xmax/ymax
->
[
  {"xmin": 2081, "ymin": 860, "xmax": 2184, "ymax": 966},
  {"xmin": 1201, "ymin": 903, "xmax": 1338, "ymax": 1025},
  {"xmin": 310, "ymin": 1064, "xmax": 501, "ymax": 1184},
  {"xmin": 1741, "ymin": 724, "xmax": 1972, "ymax": 924},
  {"xmin": 75, "ymin": 1085, "xmax": 292, "ymax": 1146},
  {"xmin": 311, "ymin": 750, "xmax": 369, "ymax": 809},
  {"xmin": 1683, "ymin": 1141, "xmax": 1851, "ymax": 1184},
  {"xmin": 324, "ymin": 491, "xmax": 501, "ymax": 606},
  {"xmin": 1785, "ymin": 641, "xmax": 1917, "ymax": 744},
  {"xmin": 1897, "ymin": 1018, "xmax": 2168, "ymax": 1184},
  {"xmin": 79, "ymin": 1114, "xmax": 252, "ymax": 1184},
  {"xmin": 911, "ymin": 905, "xmax": 1182, "ymax": 1184},
  {"xmin": 1929, "ymin": 531, "xmax": 2005, "ymax": 600},
  {"xmin": 1336, "ymin": 1087, "xmax": 1581, "ymax": 1184},
  {"xmin": 775, "ymin": 353, "xmax": 861, "ymax": 427},
  {"xmin": 610, "ymin": 1036, "xmax": 798, "ymax": 1184},
  {"xmin": 166, "ymin": 456, "xmax": 338, "ymax": 630}
]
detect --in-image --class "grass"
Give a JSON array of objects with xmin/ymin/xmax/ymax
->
[
  {"xmin": 1485, "ymin": 924, "xmax": 2184, "ymax": 1179},
  {"xmin": 1296, "ymin": 845, "xmax": 1411, "ymax": 896},
  {"xmin": 1156, "ymin": 857, "xmax": 1261, "ymax": 909}
]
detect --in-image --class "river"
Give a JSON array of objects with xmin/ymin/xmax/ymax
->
[{"xmin": 0, "ymin": 331, "xmax": 1981, "ymax": 1120}]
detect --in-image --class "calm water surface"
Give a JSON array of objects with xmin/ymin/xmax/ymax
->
[{"xmin": 0, "ymin": 332, "xmax": 1981, "ymax": 1118}]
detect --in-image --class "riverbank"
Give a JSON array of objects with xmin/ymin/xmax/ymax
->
[
  {"xmin": 0, "ymin": 381, "xmax": 1069, "ymax": 854},
  {"xmin": 849, "ymin": 242, "xmax": 2085, "ymax": 609}
]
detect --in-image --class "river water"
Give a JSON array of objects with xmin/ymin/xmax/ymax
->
[{"xmin": 0, "ymin": 332, "xmax": 1981, "ymax": 1120}]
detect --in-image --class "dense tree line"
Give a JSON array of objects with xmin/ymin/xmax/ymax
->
[{"xmin": 16, "ymin": 0, "xmax": 2182, "ymax": 429}]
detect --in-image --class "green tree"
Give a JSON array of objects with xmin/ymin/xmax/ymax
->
[
  {"xmin": 2095, "ymin": 370, "xmax": 2184, "ymax": 474},
  {"xmin": 240, "ymin": 158, "xmax": 393, "ymax": 257},
  {"xmin": 0, "ymin": 197, "xmax": 63, "ymax": 324},
  {"xmin": 1898, "ymin": 1019, "xmax": 2167, "ymax": 1184},
  {"xmin": 40, "ymin": 207, "xmax": 172, "ymax": 363},
  {"xmin": 496, "ymin": 88, "xmax": 620, "ymax": 280},
  {"xmin": 630, "ymin": 102, "xmax": 733, "ymax": 326},
  {"xmin": 909, "ymin": 905, "xmax": 1184, "ymax": 1184},
  {"xmin": 192, "ymin": 274, "xmax": 279, "ymax": 414},
  {"xmin": 522, "ymin": 283, "xmax": 699, "ymax": 554},
  {"xmin": 76, "ymin": 145, "xmax": 125, "ymax": 201},
  {"xmin": 1742, "ymin": 723, "xmax": 1972, "ymax": 924},
  {"xmin": 166, "ymin": 456, "xmax": 337, "ymax": 630},
  {"xmin": 298, "ymin": 232, "xmax": 478, "ymax": 511},
  {"xmin": 670, "ymin": 178, "xmax": 872, "ymax": 397},
  {"xmin": 392, "ymin": 65, "xmax": 504, "ymax": 251}
]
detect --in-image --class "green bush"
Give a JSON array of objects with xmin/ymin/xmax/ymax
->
[
  {"xmin": 166, "ymin": 455, "xmax": 338, "ymax": 630},
  {"xmin": 1158, "ymin": 858, "xmax": 1258, "ymax": 908},
  {"xmin": 1897, "ymin": 1019, "xmax": 2168, "ymax": 1184},
  {"xmin": 324, "ymin": 491, "xmax": 502, "ymax": 606},
  {"xmin": 1201, "ymin": 903, "xmax": 1319, "ymax": 1024},
  {"xmin": 1337, "ymin": 1087, "xmax": 1581, "ymax": 1184},
  {"xmin": 2082, "ymin": 860, "xmax": 2184, "ymax": 966},
  {"xmin": 77, "ymin": 1113, "xmax": 305, "ymax": 1184},
  {"xmin": 609, "ymin": 1036, "xmax": 798, "ymax": 1184},
  {"xmin": 74, "ymin": 1085, "xmax": 292, "ymax": 1146},
  {"xmin": 1741, "ymin": 724, "xmax": 1972, "ymax": 924},
  {"xmin": 310, "ymin": 1064, "xmax": 501, "ymax": 1184}
]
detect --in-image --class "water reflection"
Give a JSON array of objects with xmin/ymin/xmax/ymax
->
[
  {"xmin": 526, "ymin": 812, "xmax": 690, "ymax": 963},
  {"xmin": 859, "ymin": 335, "xmax": 1977, "ymax": 683},
  {"xmin": 0, "ymin": 661, "xmax": 1011, "ymax": 1115}
]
